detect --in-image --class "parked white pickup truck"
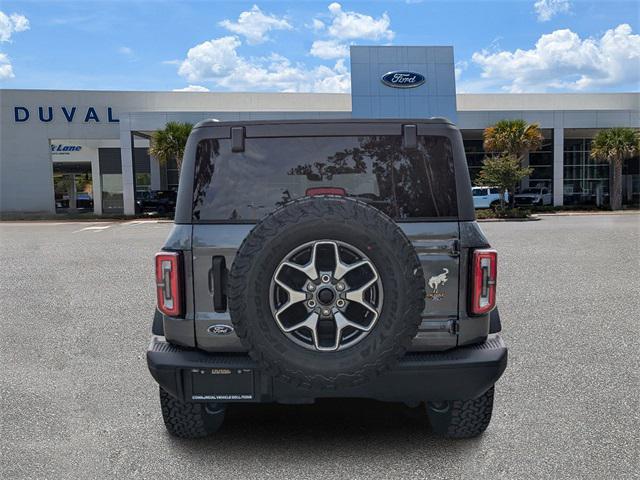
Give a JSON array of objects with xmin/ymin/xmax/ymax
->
[
  {"xmin": 514, "ymin": 187, "xmax": 553, "ymax": 206},
  {"xmin": 472, "ymin": 187, "xmax": 508, "ymax": 209}
]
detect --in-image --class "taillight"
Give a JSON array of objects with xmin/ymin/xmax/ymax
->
[
  {"xmin": 305, "ymin": 187, "xmax": 346, "ymax": 196},
  {"xmin": 470, "ymin": 249, "xmax": 497, "ymax": 315},
  {"xmin": 155, "ymin": 251, "xmax": 182, "ymax": 317}
]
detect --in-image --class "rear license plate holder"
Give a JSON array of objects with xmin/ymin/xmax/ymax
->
[{"xmin": 189, "ymin": 367, "xmax": 254, "ymax": 401}]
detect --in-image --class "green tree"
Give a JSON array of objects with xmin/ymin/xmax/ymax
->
[
  {"xmin": 483, "ymin": 119, "xmax": 544, "ymax": 162},
  {"xmin": 482, "ymin": 119, "xmax": 543, "ymax": 207},
  {"xmin": 477, "ymin": 155, "xmax": 533, "ymax": 209},
  {"xmin": 590, "ymin": 127, "xmax": 640, "ymax": 211},
  {"xmin": 148, "ymin": 121, "xmax": 193, "ymax": 171}
]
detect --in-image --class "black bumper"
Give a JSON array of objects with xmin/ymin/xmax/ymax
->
[{"xmin": 147, "ymin": 335, "xmax": 507, "ymax": 403}]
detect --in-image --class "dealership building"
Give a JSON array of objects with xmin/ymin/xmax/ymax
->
[{"xmin": 1, "ymin": 45, "xmax": 638, "ymax": 216}]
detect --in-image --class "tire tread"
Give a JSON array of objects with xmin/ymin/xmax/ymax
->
[{"xmin": 159, "ymin": 387, "xmax": 223, "ymax": 438}]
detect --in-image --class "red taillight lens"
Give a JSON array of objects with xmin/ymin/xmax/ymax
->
[
  {"xmin": 470, "ymin": 249, "xmax": 497, "ymax": 315},
  {"xmin": 305, "ymin": 187, "xmax": 346, "ymax": 196},
  {"xmin": 155, "ymin": 251, "xmax": 182, "ymax": 317}
]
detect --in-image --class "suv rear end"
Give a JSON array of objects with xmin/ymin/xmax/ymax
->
[{"xmin": 147, "ymin": 119, "xmax": 507, "ymax": 439}]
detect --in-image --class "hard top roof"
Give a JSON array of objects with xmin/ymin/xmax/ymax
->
[{"xmin": 193, "ymin": 117, "xmax": 454, "ymax": 129}]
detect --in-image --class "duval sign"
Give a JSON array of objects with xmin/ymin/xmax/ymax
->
[
  {"xmin": 14, "ymin": 106, "xmax": 119, "ymax": 123},
  {"xmin": 381, "ymin": 71, "xmax": 426, "ymax": 89}
]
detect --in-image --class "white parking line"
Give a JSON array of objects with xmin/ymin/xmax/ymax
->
[
  {"xmin": 72, "ymin": 224, "xmax": 112, "ymax": 233},
  {"xmin": 123, "ymin": 220, "xmax": 161, "ymax": 226}
]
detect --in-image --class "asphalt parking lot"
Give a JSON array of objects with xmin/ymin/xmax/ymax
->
[{"xmin": 1, "ymin": 214, "xmax": 638, "ymax": 479}]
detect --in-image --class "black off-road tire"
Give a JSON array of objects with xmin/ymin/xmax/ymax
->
[
  {"xmin": 228, "ymin": 196, "xmax": 425, "ymax": 391},
  {"xmin": 426, "ymin": 387, "xmax": 495, "ymax": 439},
  {"xmin": 159, "ymin": 388, "xmax": 225, "ymax": 438}
]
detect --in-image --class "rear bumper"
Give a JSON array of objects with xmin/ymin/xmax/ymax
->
[{"xmin": 147, "ymin": 334, "xmax": 507, "ymax": 403}]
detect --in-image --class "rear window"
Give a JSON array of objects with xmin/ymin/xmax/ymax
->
[{"xmin": 192, "ymin": 135, "xmax": 457, "ymax": 222}]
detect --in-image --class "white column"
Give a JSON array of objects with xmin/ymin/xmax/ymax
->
[
  {"xmin": 553, "ymin": 127, "xmax": 564, "ymax": 206},
  {"xmin": 119, "ymin": 118, "xmax": 136, "ymax": 215},
  {"xmin": 91, "ymin": 149, "xmax": 103, "ymax": 215}
]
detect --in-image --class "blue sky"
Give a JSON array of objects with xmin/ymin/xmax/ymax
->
[{"xmin": 0, "ymin": 0, "xmax": 638, "ymax": 93}]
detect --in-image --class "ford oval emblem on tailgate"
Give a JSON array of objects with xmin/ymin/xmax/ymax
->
[
  {"xmin": 381, "ymin": 71, "xmax": 426, "ymax": 89},
  {"xmin": 208, "ymin": 324, "xmax": 234, "ymax": 335}
]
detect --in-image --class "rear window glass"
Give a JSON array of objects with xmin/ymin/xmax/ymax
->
[{"xmin": 192, "ymin": 135, "xmax": 457, "ymax": 222}]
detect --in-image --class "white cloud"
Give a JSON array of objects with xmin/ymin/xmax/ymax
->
[
  {"xmin": 173, "ymin": 85, "xmax": 210, "ymax": 92},
  {"xmin": 471, "ymin": 24, "xmax": 640, "ymax": 92},
  {"xmin": 178, "ymin": 36, "xmax": 243, "ymax": 82},
  {"xmin": 0, "ymin": 11, "xmax": 29, "ymax": 42},
  {"xmin": 118, "ymin": 46, "xmax": 134, "ymax": 56},
  {"xmin": 177, "ymin": 35, "xmax": 350, "ymax": 93},
  {"xmin": 310, "ymin": 39, "xmax": 349, "ymax": 59},
  {"xmin": 324, "ymin": 2, "xmax": 393, "ymax": 41},
  {"xmin": 311, "ymin": 18, "xmax": 325, "ymax": 32},
  {"xmin": 534, "ymin": 0, "xmax": 571, "ymax": 22},
  {"xmin": 219, "ymin": 5, "xmax": 292, "ymax": 45},
  {"xmin": 0, "ymin": 52, "xmax": 14, "ymax": 79},
  {"xmin": 308, "ymin": 3, "xmax": 394, "ymax": 59}
]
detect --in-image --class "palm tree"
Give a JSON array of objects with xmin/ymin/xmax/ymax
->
[
  {"xmin": 590, "ymin": 127, "xmax": 640, "ymax": 210},
  {"xmin": 483, "ymin": 119, "xmax": 544, "ymax": 162},
  {"xmin": 148, "ymin": 122, "xmax": 193, "ymax": 171},
  {"xmin": 483, "ymin": 119, "xmax": 544, "ymax": 207}
]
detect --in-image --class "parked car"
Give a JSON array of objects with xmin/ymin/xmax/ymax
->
[
  {"xmin": 54, "ymin": 192, "xmax": 93, "ymax": 210},
  {"xmin": 75, "ymin": 192, "xmax": 94, "ymax": 210},
  {"xmin": 147, "ymin": 119, "xmax": 507, "ymax": 439},
  {"xmin": 135, "ymin": 190, "xmax": 177, "ymax": 215},
  {"xmin": 514, "ymin": 187, "xmax": 552, "ymax": 206},
  {"xmin": 472, "ymin": 186, "xmax": 508, "ymax": 209}
]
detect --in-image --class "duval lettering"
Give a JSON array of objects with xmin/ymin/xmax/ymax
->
[{"xmin": 14, "ymin": 106, "xmax": 119, "ymax": 123}]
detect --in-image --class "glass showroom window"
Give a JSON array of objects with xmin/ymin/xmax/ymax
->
[
  {"xmin": 136, "ymin": 173, "xmax": 151, "ymax": 192},
  {"xmin": 528, "ymin": 133, "xmax": 553, "ymax": 192},
  {"xmin": 134, "ymin": 148, "xmax": 152, "ymax": 192},
  {"xmin": 463, "ymin": 138, "xmax": 485, "ymax": 185},
  {"xmin": 166, "ymin": 157, "xmax": 180, "ymax": 191},
  {"xmin": 564, "ymin": 138, "xmax": 609, "ymax": 206}
]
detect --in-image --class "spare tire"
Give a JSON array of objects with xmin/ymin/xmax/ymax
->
[{"xmin": 228, "ymin": 196, "xmax": 425, "ymax": 390}]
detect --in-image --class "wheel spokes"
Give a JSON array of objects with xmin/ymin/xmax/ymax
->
[
  {"xmin": 345, "ymin": 276, "xmax": 379, "ymax": 309},
  {"xmin": 280, "ymin": 311, "xmax": 319, "ymax": 333},
  {"xmin": 328, "ymin": 242, "xmax": 373, "ymax": 281},
  {"xmin": 270, "ymin": 239, "xmax": 383, "ymax": 352},
  {"xmin": 279, "ymin": 242, "xmax": 319, "ymax": 281},
  {"xmin": 335, "ymin": 310, "xmax": 375, "ymax": 333},
  {"xmin": 274, "ymin": 277, "xmax": 307, "ymax": 317}
]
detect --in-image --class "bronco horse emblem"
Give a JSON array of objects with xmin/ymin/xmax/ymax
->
[{"xmin": 427, "ymin": 268, "xmax": 449, "ymax": 301}]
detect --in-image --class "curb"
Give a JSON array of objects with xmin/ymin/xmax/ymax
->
[
  {"xmin": 477, "ymin": 217, "xmax": 540, "ymax": 222},
  {"xmin": 535, "ymin": 211, "xmax": 640, "ymax": 217}
]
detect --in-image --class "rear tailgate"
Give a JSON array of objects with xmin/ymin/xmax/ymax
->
[{"xmin": 401, "ymin": 222, "xmax": 459, "ymax": 350}]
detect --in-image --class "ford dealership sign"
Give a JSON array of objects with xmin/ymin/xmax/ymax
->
[{"xmin": 381, "ymin": 71, "xmax": 426, "ymax": 88}]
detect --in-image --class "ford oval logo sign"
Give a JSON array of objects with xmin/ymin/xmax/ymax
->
[
  {"xmin": 208, "ymin": 324, "xmax": 234, "ymax": 336},
  {"xmin": 381, "ymin": 71, "xmax": 426, "ymax": 89}
]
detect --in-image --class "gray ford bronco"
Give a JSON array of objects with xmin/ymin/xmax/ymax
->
[{"xmin": 147, "ymin": 119, "xmax": 507, "ymax": 439}]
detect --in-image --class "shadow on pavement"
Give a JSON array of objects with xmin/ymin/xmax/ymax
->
[{"xmin": 167, "ymin": 399, "xmax": 484, "ymax": 456}]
